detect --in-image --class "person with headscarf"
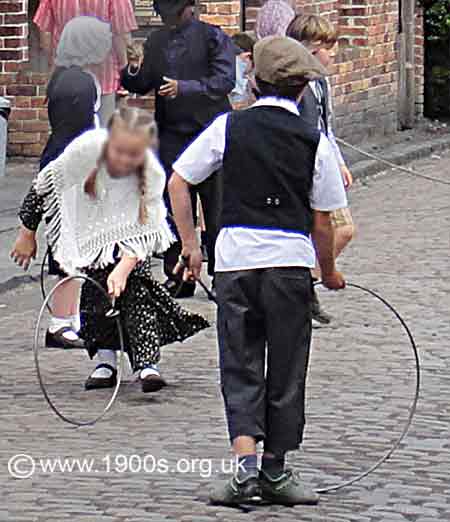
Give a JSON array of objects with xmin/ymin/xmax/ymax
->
[
  {"xmin": 33, "ymin": 0, "xmax": 137, "ymax": 126},
  {"xmin": 255, "ymin": 0, "xmax": 296, "ymax": 40},
  {"xmin": 121, "ymin": 0, "xmax": 236, "ymax": 299},
  {"xmin": 10, "ymin": 16, "xmax": 112, "ymax": 350}
]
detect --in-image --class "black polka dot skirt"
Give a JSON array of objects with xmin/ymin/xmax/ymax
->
[{"xmin": 80, "ymin": 259, "xmax": 210, "ymax": 371}]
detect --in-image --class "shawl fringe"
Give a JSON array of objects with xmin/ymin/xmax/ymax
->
[{"xmin": 35, "ymin": 151, "xmax": 174, "ymax": 275}]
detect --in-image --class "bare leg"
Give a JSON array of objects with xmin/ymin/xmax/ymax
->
[
  {"xmin": 313, "ymin": 223, "xmax": 355, "ymax": 280},
  {"xmin": 233, "ymin": 435, "xmax": 257, "ymax": 457},
  {"xmin": 46, "ymin": 279, "xmax": 83, "ymax": 348},
  {"xmin": 334, "ymin": 223, "xmax": 355, "ymax": 258},
  {"xmin": 51, "ymin": 279, "xmax": 80, "ymax": 318}
]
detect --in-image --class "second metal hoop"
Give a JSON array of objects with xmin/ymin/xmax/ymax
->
[
  {"xmin": 312, "ymin": 281, "xmax": 420, "ymax": 494},
  {"xmin": 33, "ymin": 274, "xmax": 125, "ymax": 427}
]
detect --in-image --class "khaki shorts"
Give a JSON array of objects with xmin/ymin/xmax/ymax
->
[{"xmin": 330, "ymin": 207, "xmax": 353, "ymax": 228}]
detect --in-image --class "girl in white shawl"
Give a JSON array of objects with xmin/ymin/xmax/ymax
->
[
  {"xmin": 33, "ymin": 107, "xmax": 209, "ymax": 392},
  {"xmin": 11, "ymin": 16, "xmax": 109, "ymax": 350}
]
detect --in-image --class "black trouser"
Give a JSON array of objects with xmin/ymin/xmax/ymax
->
[
  {"xmin": 215, "ymin": 267, "xmax": 313, "ymax": 456},
  {"xmin": 159, "ymin": 130, "xmax": 222, "ymax": 279}
]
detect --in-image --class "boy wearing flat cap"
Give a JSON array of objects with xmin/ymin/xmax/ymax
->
[
  {"xmin": 169, "ymin": 36, "xmax": 347, "ymax": 506},
  {"xmin": 121, "ymin": 0, "xmax": 235, "ymax": 298}
]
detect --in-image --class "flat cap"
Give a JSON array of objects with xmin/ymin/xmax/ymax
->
[{"xmin": 254, "ymin": 36, "xmax": 328, "ymax": 85}]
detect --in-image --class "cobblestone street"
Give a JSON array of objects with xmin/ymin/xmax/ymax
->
[{"xmin": 0, "ymin": 151, "xmax": 449, "ymax": 522}]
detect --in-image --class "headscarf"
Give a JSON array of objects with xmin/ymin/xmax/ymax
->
[
  {"xmin": 55, "ymin": 16, "xmax": 113, "ymax": 69},
  {"xmin": 255, "ymin": 0, "xmax": 296, "ymax": 40}
]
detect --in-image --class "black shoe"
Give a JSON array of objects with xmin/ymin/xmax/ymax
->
[
  {"xmin": 259, "ymin": 469, "xmax": 319, "ymax": 506},
  {"xmin": 163, "ymin": 279, "xmax": 196, "ymax": 298},
  {"xmin": 85, "ymin": 364, "xmax": 117, "ymax": 390},
  {"xmin": 311, "ymin": 290, "xmax": 332, "ymax": 325},
  {"xmin": 209, "ymin": 476, "xmax": 262, "ymax": 507},
  {"xmin": 140, "ymin": 372, "xmax": 167, "ymax": 393},
  {"xmin": 45, "ymin": 328, "xmax": 85, "ymax": 349}
]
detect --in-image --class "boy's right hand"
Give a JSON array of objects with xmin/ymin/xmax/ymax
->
[
  {"xmin": 322, "ymin": 270, "xmax": 345, "ymax": 290},
  {"xmin": 173, "ymin": 244, "xmax": 203, "ymax": 282},
  {"xmin": 10, "ymin": 226, "xmax": 37, "ymax": 271}
]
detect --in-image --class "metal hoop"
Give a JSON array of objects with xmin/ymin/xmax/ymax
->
[
  {"xmin": 33, "ymin": 274, "xmax": 125, "ymax": 427},
  {"xmin": 40, "ymin": 247, "xmax": 52, "ymax": 314},
  {"xmin": 312, "ymin": 282, "xmax": 421, "ymax": 494}
]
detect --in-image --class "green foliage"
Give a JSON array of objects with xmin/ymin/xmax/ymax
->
[{"xmin": 419, "ymin": 0, "xmax": 450, "ymax": 40}]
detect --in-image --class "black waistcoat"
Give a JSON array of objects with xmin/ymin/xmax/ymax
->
[
  {"xmin": 221, "ymin": 106, "xmax": 320, "ymax": 235},
  {"xmin": 146, "ymin": 22, "xmax": 231, "ymax": 136},
  {"xmin": 298, "ymin": 80, "xmax": 329, "ymax": 135}
]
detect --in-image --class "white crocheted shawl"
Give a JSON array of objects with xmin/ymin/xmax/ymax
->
[{"xmin": 35, "ymin": 128, "xmax": 173, "ymax": 274}]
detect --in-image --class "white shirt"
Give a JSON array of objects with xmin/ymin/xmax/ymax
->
[{"xmin": 173, "ymin": 97, "xmax": 348, "ymax": 272}]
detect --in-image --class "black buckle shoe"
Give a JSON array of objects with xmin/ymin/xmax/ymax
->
[
  {"xmin": 45, "ymin": 327, "xmax": 85, "ymax": 349},
  {"xmin": 85, "ymin": 364, "xmax": 117, "ymax": 391},
  {"xmin": 209, "ymin": 476, "xmax": 262, "ymax": 507},
  {"xmin": 140, "ymin": 373, "xmax": 167, "ymax": 393}
]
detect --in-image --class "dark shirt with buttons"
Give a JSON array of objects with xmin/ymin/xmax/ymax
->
[{"xmin": 121, "ymin": 19, "xmax": 235, "ymax": 137}]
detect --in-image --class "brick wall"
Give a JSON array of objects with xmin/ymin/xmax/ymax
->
[
  {"xmin": 0, "ymin": 0, "xmax": 50, "ymax": 156},
  {"xmin": 243, "ymin": 0, "xmax": 423, "ymax": 139},
  {"xmin": 200, "ymin": 0, "xmax": 241, "ymax": 34},
  {"xmin": 300, "ymin": 0, "xmax": 424, "ymax": 138},
  {"xmin": 332, "ymin": 0, "xmax": 401, "ymax": 139},
  {"xmin": 0, "ymin": 0, "xmax": 424, "ymax": 158}
]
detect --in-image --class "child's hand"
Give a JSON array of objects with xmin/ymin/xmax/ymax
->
[
  {"xmin": 107, "ymin": 265, "xmax": 130, "ymax": 298},
  {"xmin": 10, "ymin": 226, "xmax": 37, "ymax": 271},
  {"xmin": 340, "ymin": 165, "xmax": 353, "ymax": 190},
  {"xmin": 322, "ymin": 270, "xmax": 346, "ymax": 290},
  {"xmin": 107, "ymin": 256, "xmax": 138, "ymax": 298},
  {"xmin": 159, "ymin": 77, "xmax": 179, "ymax": 99},
  {"xmin": 173, "ymin": 244, "xmax": 203, "ymax": 282}
]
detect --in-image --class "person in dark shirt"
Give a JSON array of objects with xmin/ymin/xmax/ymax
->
[
  {"xmin": 121, "ymin": 0, "xmax": 235, "ymax": 298},
  {"xmin": 10, "ymin": 16, "xmax": 111, "ymax": 349}
]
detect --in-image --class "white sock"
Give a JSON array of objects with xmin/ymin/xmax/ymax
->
[
  {"xmin": 49, "ymin": 316, "xmax": 80, "ymax": 341},
  {"xmin": 69, "ymin": 314, "xmax": 81, "ymax": 333},
  {"xmin": 49, "ymin": 316, "xmax": 71, "ymax": 333},
  {"xmin": 91, "ymin": 349, "xmax": 117, "ymax": 379},
  {"xmin": 140, "ymin": 365, "xmax": 160, "ymax": 379}
]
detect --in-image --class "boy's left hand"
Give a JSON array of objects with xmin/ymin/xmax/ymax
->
[
  {"xmin": 107, "ymin": 265, "xmax": 130, "ymax": 298},
  {"xmin": 340, "ymin": 165, "xmax": 353, "ymax": 190},
  {"xmin": 159, "ymin": 77, "xmax": 179, "ymax": 99}
]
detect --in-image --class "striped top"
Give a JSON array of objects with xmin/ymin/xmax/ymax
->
[{"xmin": 34, "ymin": 0, "xmax": 138, "ymax": 94}]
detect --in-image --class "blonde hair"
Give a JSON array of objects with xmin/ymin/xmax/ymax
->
[
  {"xmin": 84, "ymin": 107, "xmax": 158, "ymax": 225},
  {"xmin": 287, "ymin": 15, "xmax": 338, "ymax": 48}
]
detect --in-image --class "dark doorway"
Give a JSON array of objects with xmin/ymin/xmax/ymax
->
[{"xmin": 423, "ymin": 4, "xmax": 450, "ymax": 119}]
